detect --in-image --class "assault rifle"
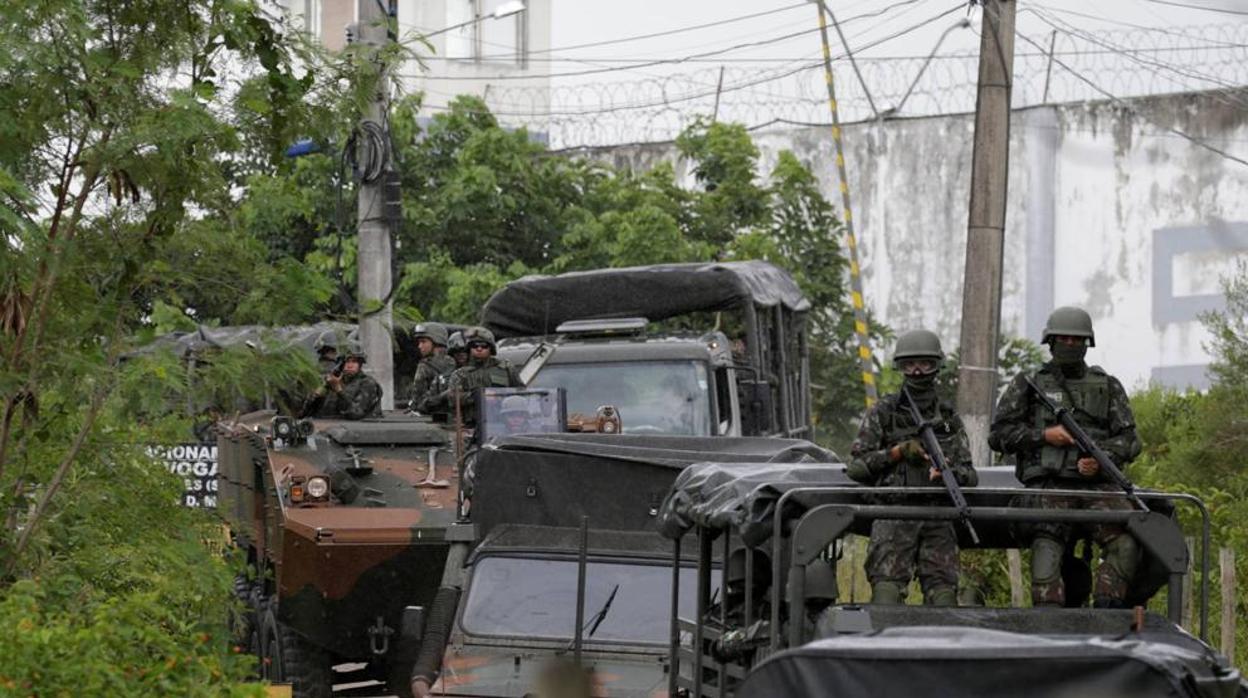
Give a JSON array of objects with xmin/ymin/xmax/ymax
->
[
  {"xmin": 901, "ymin": 386, "xmax": 980, "ymax": 544},
  {"xmin": 1022, "ymin": 376, "xmax": 1149, "ymax": 512}
]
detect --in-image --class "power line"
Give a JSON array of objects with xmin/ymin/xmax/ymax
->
[
  {"xmin": 417, "ymin": 42, "xmax": 1248, "ymax": 62},
  {"xmin": 419, "ymin": 3, "xmax": 967, "ymax": 116},
  {"xmin": 1143, "ymin": 0, "xmax": 1248, "ymax": 15},
  {"xmin": 1031, "ymin": 6, "xmax": 1248, "ymax": 48},
  {"xmin": 1012, "ymin": 29, "xmax": 1248, "ymax": 167},
  {"xmin": 410, "ymin": 0, "xmax": 944, "ymax": 82},
  {"xmin": 481, "ymin": 2, "xmax": 813, "ymax": 58},
  {"xmin": 1025, "ymin": 7, "xmax": 1248, "ymax": 112}
]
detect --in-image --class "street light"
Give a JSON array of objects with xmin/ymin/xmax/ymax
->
[{"xmin": 423, "ymin": 1, "xmax": 525, "ymax": 38}]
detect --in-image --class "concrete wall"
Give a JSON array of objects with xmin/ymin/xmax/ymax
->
[{"xmin": 588, "ymin": 91, "xmax": 1248, "ymax": 391}]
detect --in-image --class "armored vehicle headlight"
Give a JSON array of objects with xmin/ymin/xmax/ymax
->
[{"xmin": 306, "ymin": 476, "xmax": 330, "ymax": 500}]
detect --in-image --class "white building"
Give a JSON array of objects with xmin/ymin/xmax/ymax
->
[{"xmin": 283, "ymin": 0, "xmax": 551, "ymax": 130}]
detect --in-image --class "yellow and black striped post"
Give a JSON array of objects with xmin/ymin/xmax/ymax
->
[{"xmin": 815, "ymin": 1, "xmax": 877, "ymax": 408}]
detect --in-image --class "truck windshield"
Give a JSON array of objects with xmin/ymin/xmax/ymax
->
[
  {"xmin": 528, "ymin": 361, "xmax": 712, "ymax": 435},
  {"xmin": 460, "ymin": 556, "xmax": 713, "ymax": 644}
]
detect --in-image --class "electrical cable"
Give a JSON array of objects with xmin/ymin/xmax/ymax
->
[
  {"xmin": 411, "ymin": 0, "xmax": 942, "ymax": 81},
  {"xmin": 1030, "ymin": 6, "xmax": 1248, "ymax": 48},
  {"xmin": 346, "ymin": 120, "xmax": 389, "ymax": 182},
  {"xmin": 418, "ymin": 3, "xmax": 967, "ymax": 116},
  {"xmin": 1143, "ymin": 0, "xmax": 1248, "ymax": 16},
  {"xmin": 1012, "ymin": 28, "xmax": 1248, "ymax": 167},
  {"xmin": 1024, "ymin": 7, "xmax": 1248, "ymax": 112}
]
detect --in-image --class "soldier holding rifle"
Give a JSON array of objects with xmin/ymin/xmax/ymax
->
[
  {"xmin": 990, "ymin": 306, "xmax": 1143, "ymax": 608},
  {"xmin": 849, "ymin": 330, "xmax": 978, "ymax": 606}
]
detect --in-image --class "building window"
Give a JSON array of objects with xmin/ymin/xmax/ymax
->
[{"xmin": 444, "ymin": 0, "xmax": 528, "ymax": 66}]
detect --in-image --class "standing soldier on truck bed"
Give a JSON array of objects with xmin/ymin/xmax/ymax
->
[
  {"xmin": 989, "ymin": 306, "xmax": 1143, "ymax": 608},
  {"xmin": 848, "ymin": 330, "xmax": 978, "ymax": 606},
  {"xmin": 408, "ymin": 322, "xmax": 456, "ymax": 412}
]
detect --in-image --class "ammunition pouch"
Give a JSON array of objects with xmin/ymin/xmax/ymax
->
[{"xmin": 1020, "ymin": 369, "xmax": 1113, "ymax": 483}]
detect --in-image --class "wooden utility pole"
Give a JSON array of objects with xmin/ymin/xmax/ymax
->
[
  {"xmin": 357, "ymin": 0, "xmax": 396, "ymax": 409},
  {"xmin": 957, "ymin": 0, "xmax": 1016, "ymax": 468}
]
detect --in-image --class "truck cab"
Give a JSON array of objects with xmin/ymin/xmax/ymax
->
[
  {"xmin": 498, "ymin": 327, "xmax": 741, "ymax": 437},
  {"xmin": 482, "ymin": 261, "xmax": 814, "ymax": 439}
]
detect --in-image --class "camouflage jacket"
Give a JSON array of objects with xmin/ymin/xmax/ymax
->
[
  {"xmin": 320, "ymin": 371, "xmax": 383, "ymax": 420},
  {"xmin": 848, "ymin": 392, "xmax": 978, "ymax": 488},
  {"xmin": 446, "ymin": 357, "xmax": 522, "ymax": 424},
  {"xmin": 989, "ymin": 362, "xmax": 1140, "ymax": 485},
  {"xmin": 409, "ymin": 353, "xmax": 457, "ymax": 409}
]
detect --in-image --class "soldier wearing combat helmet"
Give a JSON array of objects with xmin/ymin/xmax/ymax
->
[
  {"xmin": 446, "ymin": 331, "xmax": 469, "ymax": 369},
  {"xmin": 312, "ymin": 344, "xmax": 383, "ymax": 420},
  {"xmin": 989, "ymin": 306, "xmax": 1142, "ymax": 608},
  {"xmin": 848, "ymin": 329, "xmax": 977, "ymax": 606},
  {"xmin": 445, "ymin": 327, "xmax": 522, "ymax": 425},
  {"xmin": 408, "ymin": 322, "xmax": 456, "ymax": 412}
]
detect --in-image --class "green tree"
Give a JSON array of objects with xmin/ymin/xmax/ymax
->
[{"xmin": 0, "ymin": 0, "xmax": 333, "ymax": 692}]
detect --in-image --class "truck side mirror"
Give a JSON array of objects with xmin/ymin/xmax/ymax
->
[{"xmin": 740, "ymin": 380, "xmax": 773, "ymax": 436}]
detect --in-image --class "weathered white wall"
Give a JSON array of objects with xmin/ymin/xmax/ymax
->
[{"xmin": 588, "ymin": 91, "xmax": 1248, "ymax": 391}]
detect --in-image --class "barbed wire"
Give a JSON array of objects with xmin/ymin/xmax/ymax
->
[{"xmin": 442, "ymin": 23, "xmax": 1248, "ymax": 149}]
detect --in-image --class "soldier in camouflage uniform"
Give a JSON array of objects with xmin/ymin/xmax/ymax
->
[
  {"xmin": 315, "ymin": 345, "xmax": 383, "ymax": 420},
  {"xmin": 408, "ymin": 322, "xmax": 457, "ymax": 412},
  {"xmin": 989, "ymin": 306, "xmax": 1142, "ymax": 608},
  {"xmin": 447, "ymin": 331, "xmax": 469, "ymax": 369},
  {"xmin": 445, "ymin": 326, "xmax": 522, "ymax": 426},
  {"xmin": 848, "ymin": 330, "xmax": 978, "ymax": 606}
]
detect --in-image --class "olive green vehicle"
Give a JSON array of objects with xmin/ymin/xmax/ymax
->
[
  {"xmin": 427, "ymin": 433, "xmax": 837, "ymax": 698},
  {"xmin": 485, "ymin": 261, "xmax": 814, "ymax": 440},
  {"xmin": 219, "ymin": 410, "xmax": 467, "ymax": 697},
  {"xmin": 657, "ymin": 462, "xmax": 1245, "ymax": 698}
]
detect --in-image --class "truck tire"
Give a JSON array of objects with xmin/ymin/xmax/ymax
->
[
  {"xmin": 258, "ymin": 601, "xmax": 333, "ymax": 698},
  {"xmin": 230, "ymin": 574, "xmax": 260, "ymax": 659}
]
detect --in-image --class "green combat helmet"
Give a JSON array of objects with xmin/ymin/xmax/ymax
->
[
  {"xmin": 500, "ymin": 395, "xmax": 529, "ymax": 416},
  {"xmin": 462, "ymin": 326, "xmax": 497, "ymax": 354},
  {"xmin": 892, "ymin": 329, "xmax": 944, "ymax": 368},
  {"xmin": 447, "ymin": 331, "xmax": 467, "ymax": 355},
  {"xmin": 1042, "ymin": 306, "xmax": 1095, "ymax": 346},
  {"xmin": 412, "ymin": 322, "xmax": 449, "ymax": 348},
  {"xmin": 344, "ymin": 343, "xmax": 367, "ymax": 363}
]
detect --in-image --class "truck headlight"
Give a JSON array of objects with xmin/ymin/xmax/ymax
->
[{"xmin": 306, "ymin": 476, "xmax": 330, "ymax": 500}]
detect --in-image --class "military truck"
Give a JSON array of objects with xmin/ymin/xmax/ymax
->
[
  {"xmin": 482, "ymin": 261, "xmax": 813, "ymax": 439},
  {"xmin": 426, "ymin": 433, "xmax": 837, "ymax": 697},
  {"xmin": 656, "ymin": 462, "xmax": 1244, "ymax": 697}
]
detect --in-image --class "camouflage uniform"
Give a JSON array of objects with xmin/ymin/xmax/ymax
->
[
  {"xmin": 409, "ymin": 353, "xmax": 456, "ymax": 411},
  {"xmin": 848, "ymin": 393, "xmax": 978, "ymax": 606},
  {"xmin": 319, "ymin": 370, "xmax": 383, "ymax": 420},
  {"xmin": 990, "ymin": 362, "xmax": 1142, "ymax": 607},
  {"xmin": 447, "ymin": 357, "xmax": 522, "ymax": 425}
]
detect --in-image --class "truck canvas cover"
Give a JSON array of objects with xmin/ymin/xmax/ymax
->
[
  {"xmin": 740, "ymin": 626, "xmax": 1246, "ymax": 698},
  {"xmin": 480, "ymin": 261, "xmax": 811, "ymax": 338},
  {"xmin": 133, "ymin": 321, "xmax": 355, "ymax": 358},
  {"xmin": 656, "ymin": 462, "xmax": 1031, "ymax": 547}
]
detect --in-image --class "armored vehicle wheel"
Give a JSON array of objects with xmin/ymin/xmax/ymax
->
[
  {"xmin": 258, "ymin": 601, "xmax": 333, "ymax": 698},
  {"xmin": 230, "ymin": 575, "xmax": 260, "ymax": 660}
]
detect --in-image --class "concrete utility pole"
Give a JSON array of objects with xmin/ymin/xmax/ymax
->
[
  {"xmin": 356, "ymin": 0, "xmax": 396, "ymax": 410},
  {"xmin": 957, "ymin": 0, "xmax": 1016, "ymax": 469}
]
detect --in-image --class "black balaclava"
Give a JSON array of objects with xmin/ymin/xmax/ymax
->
[
  {"xmin": 1050, "ymin": 341, "xmax": 1088, "ymax": 377},
  {"xmin": 903, "ymin": 367, "xmax": 940, "ymax": 409}
]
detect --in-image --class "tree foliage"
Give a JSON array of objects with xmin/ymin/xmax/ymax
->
[{"xmin": 0, "ymin": 0, "xmax": 335, "ymax": 692}]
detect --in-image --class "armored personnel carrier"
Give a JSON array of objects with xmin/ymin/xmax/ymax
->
[{"xmin": 218, "ymin": 410, "xmax": 465, "ymax": 697}]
